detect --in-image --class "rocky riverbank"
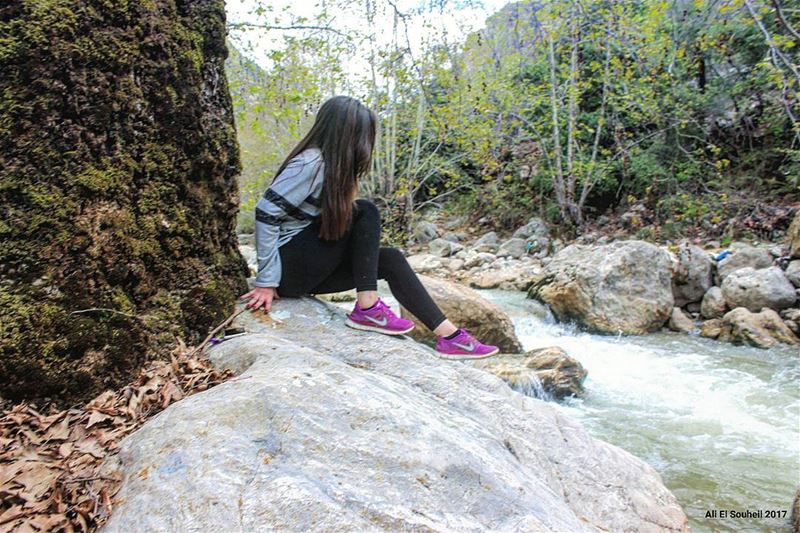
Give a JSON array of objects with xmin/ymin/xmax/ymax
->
[
  {"xmin": 398, "ymin": 209, "xmax": 800, "ymax": 349},
  {"xmin": 100, "ymin": 297, "xmax": 688, "ymax": 532}
]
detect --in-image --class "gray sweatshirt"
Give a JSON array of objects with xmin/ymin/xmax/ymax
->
[{"xmin": 254, "ymin": 147, "xmax": 324, "ymax": 287}]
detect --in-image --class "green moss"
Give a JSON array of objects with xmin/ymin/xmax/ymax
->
[
  {"xmin": 0, "ymin": 0, "xmax": 248, "ymax": 405},
  {"xmin": 73, "ymin": 164, "xmax": 124, "ymax": 193}
]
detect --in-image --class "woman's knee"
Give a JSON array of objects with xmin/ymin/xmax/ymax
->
[{"xmin": 378, "ymin": 247, "xmax": 407, "ymax": 271}]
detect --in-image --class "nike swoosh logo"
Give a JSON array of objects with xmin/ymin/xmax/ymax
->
[
  {"xmin": 453, "ymin": 341, "xmax": 475, "ymax": 351},
  {"xmin": 365, "ymin": 315, "xmax": 388, "ymax": 327}
]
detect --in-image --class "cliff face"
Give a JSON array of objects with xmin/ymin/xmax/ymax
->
[{"xmin": 0, "ymin": 0, "xmax": 249, "ymax": 404}]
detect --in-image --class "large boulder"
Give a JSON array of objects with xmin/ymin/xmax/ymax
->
[
  {"xmin": 717, "ymin": 307, "xmax": 799, "ymax": 348},
  {"xmin": 528, "ymin": 241, "xmax": 675, "ymax": 334},
  {"xmin": 720, "ymin": 267, "xmax": 797, "ymax": 312},
  {"xmin": 671, "ymin": 243, "xmax": 713, "ymax": 306},
  {"xmin": 469, "ymin": 347, "xmax": 587, "ymax": 400},
  {"xmin": 0, "ymin": 0, "xmax": 249, "ymax": 404},
  {"xmin": 716, "ymin": 243, "xmax": 773, "ymax": 281},
  {"xmin": 101, "ymin": 297, "xmax": 688, "ymax": 532},
  {"xmin": 402, "ymin": 275, "xmax": 523, "ymax": 353}
]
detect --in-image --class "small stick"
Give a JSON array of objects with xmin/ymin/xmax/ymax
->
[
  {"xmin": 191, "ymin": 308, "xmax": 248, "ymax": 356},
  {"xmin": 70, "ymin": 308, "xmax": 137, "ymax": 319},
  {"xmin": 62, "ymin": 475, "xmax": 118, "ymax": 484}
]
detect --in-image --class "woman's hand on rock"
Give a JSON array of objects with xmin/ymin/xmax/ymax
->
[{"xmin": 240, "ymin": 287, "xmax": 279, "ymax": 312}]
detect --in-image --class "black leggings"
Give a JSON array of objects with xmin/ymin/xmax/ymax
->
[{"xmin": 277, "ymin": 199, "xmax": 447, "ymax": 331}]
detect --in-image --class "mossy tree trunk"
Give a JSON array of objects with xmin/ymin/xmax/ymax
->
[{"xmin": 0, "ymin": 0, "xmax": 249, "ymax": 405}]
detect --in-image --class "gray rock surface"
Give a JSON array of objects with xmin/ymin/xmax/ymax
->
[
  {"xmin": 716, "ymin": 244, "xmax": 773, "ymax": 281},
  {"xmin": 528, "ymin": 241, "xmax": 675, "ymax": 334},
  {"xmin": 473, "ymin": 231, "xmax": 500, "ymax": 253},
  {"xmin": 408, "ymin": 253, "xmax": 445, "ymax": 273},
  {"xmin": 101, "ymin": 297, "xmax": 688, "ymax": 533},
  {"xmin": 429, "ymin": 237, "xmax": 464, "ymax": 257},
  {"xmin": 789, "ymin": 211, "xmax": 800, "ymax": 258},
  {"xmin": 467, "ymin": 264, "xmax": 541, "ymax": 291},
  {"xmin": 497, "ymin": 238, "xmax": 527, "ymax": 259},
  {"xmin": 700, "ymin": 286, "xmax": 727, "ymax": 319},
  {"xmin": 720, "ymin": 266, "xmax": 797, "ymax": 312},
  {"xmin": 413, "ymin": 220, "xmax": 439, "ymax": 244},
  {"xmin": 464, "ymin": 251, "xmax": 497, "ymax": 269},
  {"xmin": 512, "ymin": 217, "xmax": 549, "ymax": 240},
  {"xmin": 785, "ymin": 260, "xmax": 800, "ymax": 288},
  {"xmin": 671, "ymin": 243, "xmax": 713, "ymax": 306},
  {"xmin": 469, "ymin": 347, "xmax": 587, "ymax": 400},
  {"xmin": 668, "ymin": 307, "xmax": 696, "ymax": 333}
]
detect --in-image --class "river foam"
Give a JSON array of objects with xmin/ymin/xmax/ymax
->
[{"xmin": 479, "ymin": 289, "xmax": 799, "ymax": 533}]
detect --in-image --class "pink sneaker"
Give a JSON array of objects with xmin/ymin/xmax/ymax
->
[
  {"xmin": 435, "ymin": 328, "xmax": 499, "ymax": 360},
  {"xmin": 346, "ymin": 298, "xmax": 415, "ymax": 336}
]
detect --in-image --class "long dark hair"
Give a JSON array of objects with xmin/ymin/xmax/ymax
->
[{"xmin": 273, "ymin": 96, "xmax": 377, "ymax": 241}]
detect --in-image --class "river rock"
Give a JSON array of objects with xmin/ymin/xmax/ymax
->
[
  {"xmin": 717, "ymin": 307, "xmax": 800, "ymax": 348},
  {"xmin": 469, "ymin": 347, "xmax": 587, "ymax": 400},
  {"xmin": 668, "ymin": 307, "xmax": 696, "ymax": 333},
  {"xmin": 700, "ymin": 319, "xmax": 723, "ymax": 339},
  {"xmin": 442, "ymin": 230, "xmax": 467, "ymax": 242},
  {"xmin": 528, "ymin": 241, "xmax": 675, "ymax": 334},
  {"xmin": 789, "ymin": 211, "xmax": 800, "ymax": 258},
  {"xmin": 402, "ymin": 275, "xmax": 523, "ymax": 353},
  {"xmin": 429, "ymin": 238, "xmax": 464, "ymax": 257},
  {"xmin": 716, "ymin": 243, "xmax": 773, "ymax": 281},
  {"xmin": 463, "ymin": 251, "xmax": 497, "ymax": 269},
  {"xmin": 448, "ymin": 258, "xmax": 465, "ymax": 272},
  {"xmin": 407, "ymin": 253, "xmax": 444, "ymax": 273},
  {"xmin": 412, "ymin": 220, "xmax": 439, "ymax": 244},
  {"xmin": 671, "ymin": 243, "xmax": 713, "ymax": 306},
  {"xmin": 473, "ymin": 231, "xmax": 499, "ymax": 253},
  {"xmin": 100, "ymin": 296, "xmax": 688, "ymax": 533},
  {"xmin": 700, "ymin": 286, "xmax": 727, "ymax": 319},
  {"xmin": 720, "ymin": 266, "xmax": 797, "ymax": 312},
  {"xmin": 512, "ymin": 217, "xmax": 549, "ymax": 240},
  {"xmin": 497, "ymin": 238, "xmax": 527, "ymax": 259},
  {"xmin": 467, "ymin": 264, "xmax": 541, "ymax": 291},
  {"xmin": 785, "ymin": 261, "xmax": 800, "ymax": 288}
]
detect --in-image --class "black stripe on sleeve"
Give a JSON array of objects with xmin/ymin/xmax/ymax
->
[
  {"xmin": 264, "ymin": 189, "xmax": 316, "ymax": 221},
  {"xmin": 255, "ymin": 206, "xmax": 284, "ymax": 226},
  {"xmin": 305, "ymin": 194, "xmax": 321, "ymax": 208}
]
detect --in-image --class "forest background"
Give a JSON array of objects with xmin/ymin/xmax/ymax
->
[{"xmin": 226, "ymin": 0, "xmax": 799, "ymax": 244}]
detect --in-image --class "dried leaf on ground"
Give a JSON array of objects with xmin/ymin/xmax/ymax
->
[{"xmin": 0, "ymin": 336, "xmax": 234, "ymax": 532}]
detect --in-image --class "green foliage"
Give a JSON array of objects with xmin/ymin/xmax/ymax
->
[{"xmin": 227, "ymin": 0, "xmax": 798, "ymax": 235}]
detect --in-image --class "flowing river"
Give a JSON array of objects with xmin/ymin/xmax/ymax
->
[{"xmin": 477, "ymin": 288, "xmax": 800, "ymax": 533}]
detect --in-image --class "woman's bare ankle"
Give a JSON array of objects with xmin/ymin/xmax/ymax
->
[
  {"xmin": 433, "ymin": 320, "xmax": 457, "ymax": 337},
  {"xmin": 356, "ymin": 290, "xmax": 379, "ymax": 309}
]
